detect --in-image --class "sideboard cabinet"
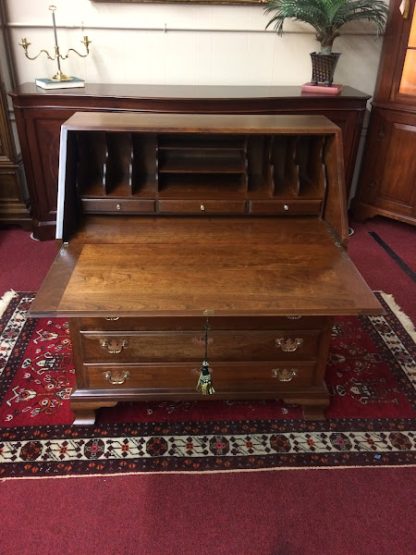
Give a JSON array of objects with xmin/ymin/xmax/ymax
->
[
  {"xmin": 10, "ymin": 84, "xmax": 370, "ymax": 239},
  {"xmin": 30, "ymin": 112, "xmax": 381, "ymax": 425}
]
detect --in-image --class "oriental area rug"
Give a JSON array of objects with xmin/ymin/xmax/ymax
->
[{"xmin": 0, "ymin": 291, "xmax": 415, "ymax": 479}]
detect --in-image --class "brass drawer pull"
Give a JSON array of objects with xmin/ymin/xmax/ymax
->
[
  {"xmin": 275, "ymin": 337, "xmax": 304, "ymax": 352},
  {"xmin": 104, "ymin": 370, "xmax": 130, "ymax": 385},
  {"xmin": 283, "ymin": 204, "xmax": 289, "ymax": 211},
  {"xmin": 200, "ymin": 204, "xmax": 205, "ymax": 212},
  {"xmin": 287, "ymin": 315, "xmax": 302, "ymax": 320},
  {"xmin": 272, "ymin": 368, "xmax": 298, "ymax": 382},
  {"xmin": 116, "ymin": 203, "xmax": 122, "ymax": 211},
  {"xmin": 105, "ymin": 316, "xmax": 120, "ymax": 321},
  {"xmin": 99, "ymin": 338, "xmax": 128, "ymax": 354}
]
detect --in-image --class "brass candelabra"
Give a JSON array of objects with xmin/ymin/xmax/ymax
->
[{"xmin": 19, "ymin": 5, "xmax": 91, "ymax": 82}]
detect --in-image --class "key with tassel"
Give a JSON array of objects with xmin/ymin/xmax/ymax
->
[{"xmin": 196, "ymin": 319, "xmax": 215, "ymax": 395}]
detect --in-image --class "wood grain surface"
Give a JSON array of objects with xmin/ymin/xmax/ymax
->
[{"xmin": 32, "ymin": 217, "xmax": 380, "ymax": 317}]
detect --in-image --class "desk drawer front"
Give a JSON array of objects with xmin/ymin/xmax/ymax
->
[
  {"xmin": 81, "ymin": 198, "xmax": 155, "ymax": 214},
  {"xmin": 250, "ymin": 200, "xmax": 322, "ymax": 215},
  {"xmin": 158, "ymin": 200, "xmax": 246, "ymax": 214},
  {"xmin": 85, "ymin": 361, "xmax": 316, "ymax": 391},
  {"xmin": 80, "ymin": 330, "xmax": 320, "ymax": 363},
  {"xmin": 78, "ymin": 316, "xmax": 327, "ymax": 332}
]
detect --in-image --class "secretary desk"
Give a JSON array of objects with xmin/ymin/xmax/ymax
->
[{"xmin": 30, "ymin": 112, "xmax": 381, "ymax": 425}]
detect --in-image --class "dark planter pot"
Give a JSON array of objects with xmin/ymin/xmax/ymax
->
[{"xmin": 310, "ymin": 52, "xmax": 341, "ymax": 86}]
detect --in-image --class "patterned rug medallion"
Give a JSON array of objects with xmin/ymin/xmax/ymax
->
[{"xmin": 0, "ymin": 292, "xmax": 415, "ymax": 478}]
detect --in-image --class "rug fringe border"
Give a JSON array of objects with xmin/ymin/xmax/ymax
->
[
  {"xmin": 378, "ymin": 291, "xmax": 416, "ymax": 342},
  {"xmin": 0, "ymin": 290, "xmax": 16, "ymax": 319},
  {"xmin": 2, "ymin": 463, "xmax": 416, "ymax": 482}
]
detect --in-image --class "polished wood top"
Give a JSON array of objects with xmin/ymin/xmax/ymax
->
[
  {"xmin": 11, "ymin": 83, "xmax": 370, "ymax": 101},
  {"xmin": 31, "ymin": 217, "xmax": 381, "ymax": 318},
  {"xmin": 63, "ymin": 112, "xmax": 339, "ymax": 134}
]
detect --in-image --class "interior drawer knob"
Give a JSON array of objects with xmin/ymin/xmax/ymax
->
[
  {"xmin": 200, "ymin": 204, "xmax": 205, "ymax": 212},
  {"xmin": 275, "ymin": 337, "xmax": 304, "ymax": 352},
  {"xmin": 104, "ymin": 370, "xmax": 130, "ymax": 385},
  {"xmin": 272, "ymin": 368, "xmax": 298, "ymax": 382},
  {"xmin": 99, "ymin": 338, "xmax": 128, "ymax": 354},
  {"xmin": 116, "ymin": 203, "xmax": 122, "ymax": 211}
]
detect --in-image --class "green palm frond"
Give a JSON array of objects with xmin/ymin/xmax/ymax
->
[
  {"xmin": 332, "ymin": 1, "xmax": 389, "ymax": 34},
  {"xmin": 264, "ymin": 0, "xmax": 389, "ymax": 51}
]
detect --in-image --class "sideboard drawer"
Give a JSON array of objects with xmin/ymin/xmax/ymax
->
[
  {"xmin": 81, "ymin": 198, "xmax": 155, "ymax": 214},
  {"xmin": 85, "ymin": 361, "xmax": 316, "ymax": 391},
  {"xmin": 80, "ymin": 329, "xmax": 321, "ymax": 363}
]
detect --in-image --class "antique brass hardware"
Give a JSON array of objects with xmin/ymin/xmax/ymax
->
[
  {"xmin": 105, "ymin": 316, "xmax": 120, "ymax": 321},
  {"xmin": 200, "ymin": 204, "xmax": 205, "ymax": 211},
  {"xmin": 275, "ymin": 337, "xmax": 304, "ymax": 352},
  {"xmin": 287, "ymin": 315, "xmax": 302, "ymax": 320},
  {"xmin": 104, "ymin": 370, "xmax": 130, "ymax": 385},
  {"xmin": 283, "ymin": 204, "xmax": 289, "ymax": 211},
  {"xmin": 99, "ymin": 338, "xmax": 128, "ymax": 354},
  {"xmin": 272, "ymin": 368, "xmax": 298, "ymax": 382},
  {"xmin": 116, "ymin": 203, "xmax": 121, "ymax": 211}
]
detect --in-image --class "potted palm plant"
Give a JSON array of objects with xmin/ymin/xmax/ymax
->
[{"xmin": 264, "ymin": 0, "xmax": 389, "ymax": 87}]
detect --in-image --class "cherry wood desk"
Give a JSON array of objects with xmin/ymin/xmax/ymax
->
[{"xmin": 31, "ymin": 112, "xmax": 381, "ymax": 424}]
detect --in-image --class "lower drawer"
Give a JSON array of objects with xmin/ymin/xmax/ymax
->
[{"xmin": 84, "ymin": 361, "xmax": 316, "ymax": 391}]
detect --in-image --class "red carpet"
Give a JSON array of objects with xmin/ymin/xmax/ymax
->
[
  {"xmin": 2, "ymin": 468, "xmax": 416, "ymax": 555},
  {"xmin": 349, "ymin": 218, "xmax": 416, "ymax": 323},
  {"xmin": 1, "ymin": 217, "xmax": 415, "ymax": 554},
  {"xmin": 1, "ymin": 291, "xmax": 415, "ymax": 477}
]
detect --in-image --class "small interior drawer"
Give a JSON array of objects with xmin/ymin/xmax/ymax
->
[
  {"xmin": 81, "ymin": 198, "xmax": 155, "ymax": 214},
  {"xmin": 158, "ymin": 200, "xmax": 247, "ymax": 214},
  {"xmin": 250, "ymin": 200, "xmax": 322, "ymax": 215}
]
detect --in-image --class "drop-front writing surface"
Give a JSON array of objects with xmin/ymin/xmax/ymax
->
[
  {"xmin": 31, "ymin": 112, "xmax": 381, "ymax": 425},
  {"xmin": 35, "ymin": 218, "xmax": 380, "ymax": 317}
]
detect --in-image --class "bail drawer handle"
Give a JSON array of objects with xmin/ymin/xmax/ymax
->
[
  {"xmin": 272, "ymin": 368, "xmax": 298, "ymax": 382},
  {"xmin": 104, "ymin": 370, "xmax": 130, "ymax": 385},
  {"xmin": 99, "ymin": 338, "xmax": 128, "ymax": 354},
  {"xmin": 275, "ymin": 337, "xmax": 304, "ymax": 352},
  {"xmin": 105, "ymin": 316, "xmax": 120, "ymax": 321}
]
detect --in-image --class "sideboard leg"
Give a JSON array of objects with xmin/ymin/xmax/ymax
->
[{"xmin": 71, "ymin": 401, "xmax": 118, "ymax": 426}]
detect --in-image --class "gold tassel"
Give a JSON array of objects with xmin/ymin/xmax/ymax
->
[{"xmin": 196, "ymin": 360, "xmax": 215, "ymax": 395}]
